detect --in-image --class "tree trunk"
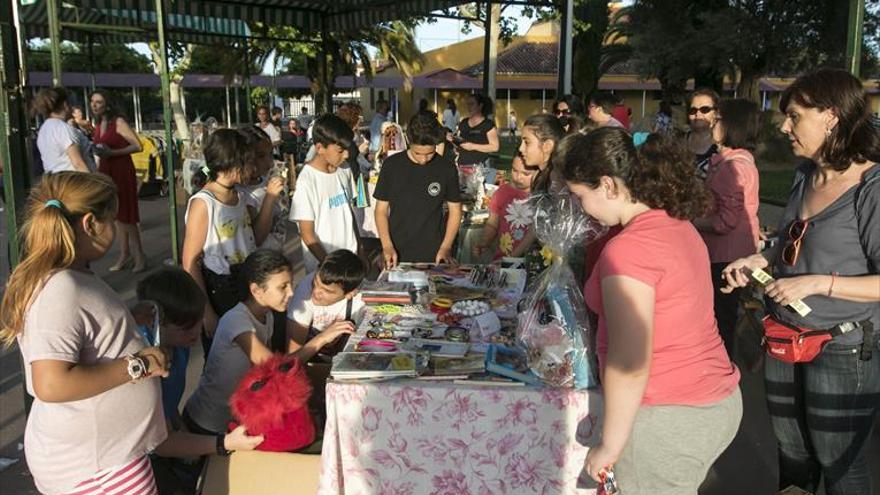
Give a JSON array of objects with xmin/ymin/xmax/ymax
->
[
  {"xmin": 149, "ymin": 42, "xmax": 193, "ymax": 143},
  {"xmin": 484, "ymin": 4, "xmax": 501, "ymax": 105},
  {"xmin": 737, "ymin": 71, "xmax": 762, "ymax": 104},
  {"xmin": 169, "ymin": 78, "xmax": 190, "ymax": 143}
]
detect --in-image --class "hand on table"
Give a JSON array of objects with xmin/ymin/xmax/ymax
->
[
  {"xmin": 382, "ymin": 245, "xmax": 398, "ymax": 270},
  {"xmin": 435, "ymin": 247, "xmax": 456, "ymax": 265}
]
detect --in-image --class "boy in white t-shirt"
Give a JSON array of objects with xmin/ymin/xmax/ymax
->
[
  {"xmin": 289, "ymin": 115, "xmax": 359, "ymax": 273},
  {"xmin": 286, "ymin": 249, "xmax": 366, "ymax": 353}
]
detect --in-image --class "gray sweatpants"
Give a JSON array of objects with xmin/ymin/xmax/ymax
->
[{"xmin": 614, "ymin": 387, "xmax": 743, "ymax": 495}]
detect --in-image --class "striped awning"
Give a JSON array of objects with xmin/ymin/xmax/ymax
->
[{"xmin": 19, "ymin": 0, "xmax": 471, "ymax": 44}]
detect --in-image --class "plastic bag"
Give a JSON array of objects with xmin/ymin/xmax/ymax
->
[{"xmin": 516, "ymin": 194, "xmax": 607, "ymax": 389}]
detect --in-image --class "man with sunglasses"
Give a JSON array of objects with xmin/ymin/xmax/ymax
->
[{"xmin": 686, "ymin": 88, "xmax": 721, "ymax": 180}]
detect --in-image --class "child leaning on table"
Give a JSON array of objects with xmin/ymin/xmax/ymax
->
[
  {"xmin": 183, "ymin": 249, "xmax": 353, "ymax": 436},
  {"xmin": 472, "ymin": 152, "xmax": 536, "ymax": 261},
  {"xmin": 286, "ymin": 249, "xmax": 367, "ymax": 355}
]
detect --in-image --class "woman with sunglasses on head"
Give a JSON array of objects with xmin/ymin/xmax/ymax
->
[
  {"xmin": 693, "ymin": 99, "xmax": 762, "ymax": 357},
  {"xmin": 722, "ymin": 69, "xmax": 880, "ymax": 495},
  {"xmin": 686, "ymin": 88, "xmax": 721, "ymax": 180}
]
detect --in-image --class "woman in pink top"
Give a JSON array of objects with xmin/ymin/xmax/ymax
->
[
  {"xmin": 560, "ymin": 129, "xmax": 741, "ymax": 494},
  {"xmin": 693, "ymin": 98, "xmax": 761, "ymax": 355}
]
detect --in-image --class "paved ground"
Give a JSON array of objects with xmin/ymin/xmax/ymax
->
[{"xmin": 0, "ymin": 197, "xmax": 878, "ymax": 494}]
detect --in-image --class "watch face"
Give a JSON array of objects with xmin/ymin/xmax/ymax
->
[{"xmin": 128, "ymin": 357, "xmax": 145, "ymax": 379}]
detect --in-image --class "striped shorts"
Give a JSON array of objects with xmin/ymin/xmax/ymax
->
[{"xmin": 63, "ymin": 456, "xmax": 157, "ymax": 495}]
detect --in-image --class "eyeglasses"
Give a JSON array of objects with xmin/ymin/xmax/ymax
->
[
  {"xmin": 556, "ymin": 109, "xmax": 571, "ymax": 116},
  {"xmin": 688, "ymin": 106, "xmax": 715, "ymax": 116},
  {"xmin": 781, "ymin": 219, "xmax": 809, "ymax": 266}
]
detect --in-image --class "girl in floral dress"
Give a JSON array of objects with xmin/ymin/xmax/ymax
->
[{"xmin": 472, "ymin": 153, "xmax": 536, "ymax": 261}]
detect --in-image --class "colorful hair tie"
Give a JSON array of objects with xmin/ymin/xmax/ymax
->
[
  {"xmin": 632, "ymin": 132, "xmax": 649, "ymax": 148},
  {"xmin": 45, "ymin": 199, "xmax": 65, "ymax": 210}
]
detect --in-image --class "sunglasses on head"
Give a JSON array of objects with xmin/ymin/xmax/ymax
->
[
  {"xmin": 781, "ymin": 219, "xmax": 809, "ymax": 266},
  {"xmin": 688, "ymin": 106, "xmax": 715, "ymax": 116}
]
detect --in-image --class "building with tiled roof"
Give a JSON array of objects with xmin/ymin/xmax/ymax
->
[{"xmin": 372, "ymin": 20, "xmax": 878, "ymax": 132}]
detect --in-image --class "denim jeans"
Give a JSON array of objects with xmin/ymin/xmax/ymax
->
[{"xmin": 764, "ymin": 337, "xmax": 880, "ymax": 495}]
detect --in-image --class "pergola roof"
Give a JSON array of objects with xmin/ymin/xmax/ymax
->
[{"xmin": 19, "ymin": 0, "xmax": 471, "ymax": 44}]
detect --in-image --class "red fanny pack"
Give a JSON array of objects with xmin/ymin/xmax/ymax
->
[{"xmin": 762, "ymin": 317, "xmax": 863, "ymax": 363}]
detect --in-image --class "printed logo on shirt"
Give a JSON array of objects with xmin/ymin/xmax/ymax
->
[
  {"xmin": 329, "ymin": 192, "xmax": 347, "ymax": 208},
  {"xmin": 427, "ymin": 182, "xmax": 442, "ymax": 197}
]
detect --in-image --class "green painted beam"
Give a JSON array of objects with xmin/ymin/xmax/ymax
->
[
  {"xmin": 155, "ymin": 0, "xmax": 181, "ymax": 264},
  {"xmin": 845, "ymin": 0, "xmax": 865, "ymax": 77},
  {"xmin": 45, "ymin": 0, "xmax": 62, "ymax": 85}
]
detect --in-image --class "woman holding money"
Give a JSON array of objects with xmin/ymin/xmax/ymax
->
[{"xmin": 721, "ymin": 68, "xmax": 880, "ymax": 495}]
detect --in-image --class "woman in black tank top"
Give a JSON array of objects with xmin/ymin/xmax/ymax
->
[{"xmin": 455, "ymin": 94, "xmax": 500, "ymax": 166}]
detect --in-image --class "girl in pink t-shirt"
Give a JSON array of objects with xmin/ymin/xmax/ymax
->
[
  {"xmin": 472, "ymin": 154, "xmax": 536, "ymax": 260},
  {"xmin": 0, "ymin": 172, "xmax": 169, "ymax": 494},
  {"xmin": 559, "ymin": 129, "xmax": 742, "ymax": 494}
]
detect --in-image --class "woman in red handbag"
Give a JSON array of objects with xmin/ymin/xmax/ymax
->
[{"xmin": 722, "ymin": 68, "xmax": 880, "ymax": 495}]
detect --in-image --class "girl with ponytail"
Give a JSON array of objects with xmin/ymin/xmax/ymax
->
[
  {"xmin": 182, "ymin": 128, "xmax": 257, "ymax": 358},
  {"xmin": 0, "ymin": 171, "xmax": 169, "ymax": 494}
]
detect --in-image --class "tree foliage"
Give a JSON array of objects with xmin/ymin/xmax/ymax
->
[
  {"xmin": 25, "ymin": 41, "xmax": 153, "ymax": 73},
  {"xmin": 606, "ymin": 0, "xmax": 880, "ymax": 103}
]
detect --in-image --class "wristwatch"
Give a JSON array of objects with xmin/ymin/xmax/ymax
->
[
  {"xmin": 125, "ymin": 354, "xmax": 148, "ymax": 381},
  {"xmin": 216, "ymin": 434, "xmax": 232, "ymax": 457}
]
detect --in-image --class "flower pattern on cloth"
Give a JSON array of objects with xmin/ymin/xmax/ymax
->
[
  {"xmin": 489, "ymin": 185, "xmax": 534, "ymax": 259},
  {"xmin": 319, "ymin": 381, "xmax": 603, "ymax": 494}
]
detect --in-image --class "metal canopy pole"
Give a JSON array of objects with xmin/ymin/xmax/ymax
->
[
  {"xmin": 1, "ymin": 0, "xmax": 32, "ymax": 268},
  {"xmin": 87, "ymin": 34, "xmax": 96, "ymax": 90},
  {"xmin": 556, "ymin": 0, "xmax": 573, "ymax": 96},
  {"xmin": 131, "ymin": 86, "xmax": 140, "ymax": 133},
  {"xmin": 234, "ymin": 80, "xmax": 241, "ymax": 125},
  {"xmin": 845, "ymin": 0, "xmax": 865, "ymax": 77},
  {"xmin": 46, "ymin": 0, "xmax": 62, "ymax": 86},
  {"xmin": 155, "ymin": 0, "xmax": 180, "ymax": 264},
  {"xmin": 243, "ymin": 40, "xmax": 253, "ymax": 123},
  {"xmin": 225, "ymin": 84, "xmax": 232, "ymax": 126}
]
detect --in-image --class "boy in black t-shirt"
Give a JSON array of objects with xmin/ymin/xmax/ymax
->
[{"xmin": 374, "ymin": 113, "xmax": 462, "ymax": 267}]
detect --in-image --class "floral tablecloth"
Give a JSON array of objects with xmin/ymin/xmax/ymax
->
[{"xmin": 319, "ymin": 380, "xmax": 603, "ymax": 495}]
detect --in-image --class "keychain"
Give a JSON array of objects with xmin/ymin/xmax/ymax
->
[{"xmin": 598, "ymin": 466, "xmax": 619, "ymax": 495}]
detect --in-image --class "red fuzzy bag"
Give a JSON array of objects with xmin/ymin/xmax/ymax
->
[{"xmin": 228, "ymin": 354, "xmax": 315, "ymax": 452}]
